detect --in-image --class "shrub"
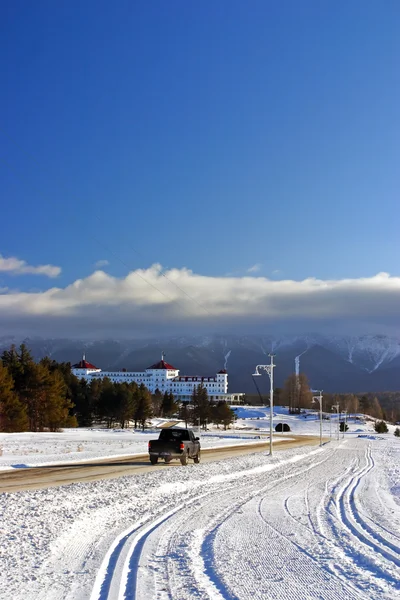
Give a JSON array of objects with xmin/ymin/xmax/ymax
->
[
  {"xmin": 340, "ymin": 421, "xmax": 349, "ymax": 432},
  {"xmin": 394, "ymin": 427, "xmax": 400, "ymax": 438},
  {"xmin": 275, "ymin": 423, "xmax": 291, "ymax": 432},
  {"xmin": 374, "ymin": 420, "xmax": 388, "ymax": 434}
]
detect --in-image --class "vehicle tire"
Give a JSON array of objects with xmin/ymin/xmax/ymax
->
[
  {"xmin": 164, "ymin": 457, "xmax": 172, "ymax": 464},
  {"xmin": 150, "ymin": 456, "xmax": 158, "ymax": 465},
  {"xmin": 180, "ymin": 453, "xmax": 188, "ymax": 466},
  {"xmin": 194, "ymin": 452, "xmax": 201, "ymax": 464}
]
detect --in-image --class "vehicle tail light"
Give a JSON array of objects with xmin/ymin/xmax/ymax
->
[
  {"xmin": 180, "ymin": 442, "xmax": 185, "ymax": 450},
  {"xmin": 148, "ymin": 442, "xmax": 151, "ymax": 449}
]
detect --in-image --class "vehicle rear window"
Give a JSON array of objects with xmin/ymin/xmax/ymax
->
[{"xmin": 159, "ymin": 429, "xmax": 190, "ymax": 441}]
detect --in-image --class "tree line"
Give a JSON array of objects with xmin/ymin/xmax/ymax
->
[
  {"xmin": 0, "ymin": 344, "xmax": 235, "ymax": 432},
  {"xmin": 259, "ymin": 372, "xmax": 399, "ymax": 422}
]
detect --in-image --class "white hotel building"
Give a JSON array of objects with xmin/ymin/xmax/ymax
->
[{"xmin": 71, "ymin": 354, "xmax": 244, "ymax": 404}]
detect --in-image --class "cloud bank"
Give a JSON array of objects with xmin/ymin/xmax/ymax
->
[
  {"xmin": 0, "ymin": 264, "xmax": 399, "ymax": 338},
  {"xmin": 0, "ymin": 255, "xmax": 61, "ymax": 278}
]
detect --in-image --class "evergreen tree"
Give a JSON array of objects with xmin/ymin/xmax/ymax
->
[
  {"xmin": 97, "ymin": 377, "xmax": 116, "ymax": 427},
  {"xmin": 152, "ymin": 388, "xmax": 163, "ymax": 417},
  {"xmin": 191, "ymin": 384, "xmax": 210, "ymax": 429},
  {"xmin": 114, "ymin": 382, "xmax": 137, "ymax": 428},
  {"xmin": 394, "ymin": 428, "xmax": 400, "ymax": 438},
  {"xmin": 73, "ymin": 378, "xmax": 94, "ymax": 427},
  {"xmin": 40, "ymin": 369, "xmax": 75, "ymax": 431},
  {"xmin": 133, "ymin": 384, "xmax": 153, "ymax": 430},
  {"xmin": 374, "ymin": 420, "xmax": 388, "ymax": 434},
  {"xmin": 161, "ymin": 391, "xmax": 179, "ymax": 418},
  {"xmin": 213, "ymin": 401, "xmax": 235, "ymax": 430},
  {"xmin": 0, "ymin": 362, "xmax": 28, "ymax": 432}
]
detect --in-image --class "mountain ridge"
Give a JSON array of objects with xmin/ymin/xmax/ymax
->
[{"xmin": 1, "ymin": 334, "xmax": 399, "ymax": 393}]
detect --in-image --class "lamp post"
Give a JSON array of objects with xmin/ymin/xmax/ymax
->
[
  {"xmin": 332, "ymin": 404, "xmax": 340, "ymax": 440},
  {"xmin": 252, "ymin": 354, "xmax": 275, "ymax": 455},
  {"xmin": 311, "ymin": 390, "xmax": 323, "ymax": 447}
]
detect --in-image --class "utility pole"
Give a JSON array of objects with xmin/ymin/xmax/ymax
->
[
  {"xmin": 332, "ymin": 404, "xmax": 340, "ymax": 440},
  {"xmin": 312, "ymin": 390, "xmax": 323, "ymax": 446},
  {"xmin": 252, "ymin": 354, "xmax": 276, "ymax": 455}
]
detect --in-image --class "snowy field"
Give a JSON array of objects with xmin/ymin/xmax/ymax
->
[
  {"xmin": 0, "ymin": 406, "xmax": 379, "ymax": 471},
  {"xmin": 2, "ymin": 431, "xmax": 400, "ymax": 599}
]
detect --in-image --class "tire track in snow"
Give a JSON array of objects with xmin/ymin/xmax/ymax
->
[
  {"xmin": 193, "ymin": 448, "xmax": 349, "ymax": 600},
  {"xmin": 349, "ymin": 448, "xmax": 400, "ymax": 553},
  {"xmin": 322, "ymin": 444, "xmax": 400, "ymax": 595},
  {"xmin": 89, "ymin": 505, "xmax": 183, "ymax": 600},
  {"xmin": 335, "ymin": 446, "xmax": 400, "ymax": 570},
  {"xmin": 132, "ymin": 449, "xmax": 332, "ymax": 600}
]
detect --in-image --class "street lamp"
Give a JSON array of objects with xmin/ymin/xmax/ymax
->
[
  {"xmin": 332, "ymin": 404, "xmax": 340, "ymax": 440},
  {"xmin": 311, "ymin": 389, "xmax": 323, "ymax": 446},
  {"xmin": 252, "ymin": 354, "xmax": 275, "ymax": 455}
]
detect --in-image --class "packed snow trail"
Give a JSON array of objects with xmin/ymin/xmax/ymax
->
[
  {"xmin": 2, "ymin": 437, "xmax": 400, "ymax": 600},
  {"xmin": 88, "ymin": 438, "xmax": 400, "ymax": 600}
]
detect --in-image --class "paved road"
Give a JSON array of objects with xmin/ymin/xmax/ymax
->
[{"xmin": 0, "ymin": 435, "xmax": 321, "ymax": 493}]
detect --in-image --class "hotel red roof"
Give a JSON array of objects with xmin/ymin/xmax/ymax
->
[
  {"xmin": 218, "ymin": 369, "xmax": 228, "ymax": 374},
  {"xmin": 147, "ymin": 360, "xmax": 177, "ymax": 370},
  {"xmin": 72, "ymin": 359, "xmax": 99, "ymax": 370}
]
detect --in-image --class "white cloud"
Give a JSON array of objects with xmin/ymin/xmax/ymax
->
[
  {"xmin": 0, "ymin": 265, "xmax": 399, "ymax": 337},
  {"xmin": 94, "ymin": 259, "xmax": 110, "ymax": 268},
  {"xmin": 247, "ymin": 263, "xmax": 262, "ymax": 273},
  {"xmin": 0, "ymin": 255, "xmax": 61, "ymax": 278}
]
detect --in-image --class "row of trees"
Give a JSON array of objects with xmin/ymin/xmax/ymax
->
[
  {"xmin": 0, "ymin": 344, "xmax": 236, "ymax": 432},
  {"xmin": 181, "ymin": 384, "xmax": 235, "ymax": 430},
  {"xmin": 269, "ymin": 373, "xmax": 396, "ymax": 421},
  {"xmin": 2, "ymin": 345, "xmax": 395, "ymax": 432},
  {"xmin": 0, "ymin": 345, "xmax": 77, "ymax": 432}
]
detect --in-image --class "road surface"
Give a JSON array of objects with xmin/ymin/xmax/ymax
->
[{"xmin": 0, "ymin": 435, "xmax": 320, "ymax": 493}]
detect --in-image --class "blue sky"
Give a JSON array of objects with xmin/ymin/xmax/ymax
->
[{"xmin": 0, "ymin": 1, "xmax": 399, "ymax": 336}]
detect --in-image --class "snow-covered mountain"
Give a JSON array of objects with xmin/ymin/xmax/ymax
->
[{"xmin": 1, "ymin": 333, "xmax": 400, "ymax": 392}]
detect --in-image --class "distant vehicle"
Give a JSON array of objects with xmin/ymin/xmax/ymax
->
[{"xmin": 148, "ymin": 428, "xmax": 201, "ymax": 466}]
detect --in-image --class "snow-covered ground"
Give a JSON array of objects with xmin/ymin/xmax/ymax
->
[
  {"xmin": 1, "ymin": 431, "xmax": 400, "ymax": 599},
  {"xmin": 0, "ymin": 427, "xmax": 268, "ymax": 471},
  {"xmin": 233, "ymin": 405, "xmax": 386, "ymax": 437},
  {"xmin": 0, "ymin": 405, "xmax": 382, "ymax": 471}
]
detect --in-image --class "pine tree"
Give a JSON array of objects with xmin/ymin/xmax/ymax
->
[
  {"xmin": 213, "ymin": 401, "xmax": 234, "ymax": 430},
  {"xmin": 191, "ymin": 384, "xmax": 210, "ymax": 429},
  {"xmin": 1, "ymin": 344, "xmax": 23, "ymax": 390},
  {"xmin": 161, "ymin": 391, "xmax": 179, "ymax": 418},
  {"xmin": 40, "ymin": 370, "xmax": 74, "ymax": 431},
  {"xmin": 152, "ymin": 388, "xmax": 163, "ymax": 417},
  {"xmin": 374, "ymin": 420, "xmax": 388, "ymax": 434},
  {"xmin": 114, "ymin": 383, "xmax": 137, "ymax": 428},
  {"xmin": 394, "ymin": 428, "xmax": 400, "ymax": 438},
  {"xmin": 134, "ymin": 384, "xmax": 153, "ymax": 430},
  {"xmin": 97, "ymin": 377, "xmax": 116, "ymax": 428},
  {"xmin": 0, "ymin": 362, "xmax": 29, "ymax": 432}
]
